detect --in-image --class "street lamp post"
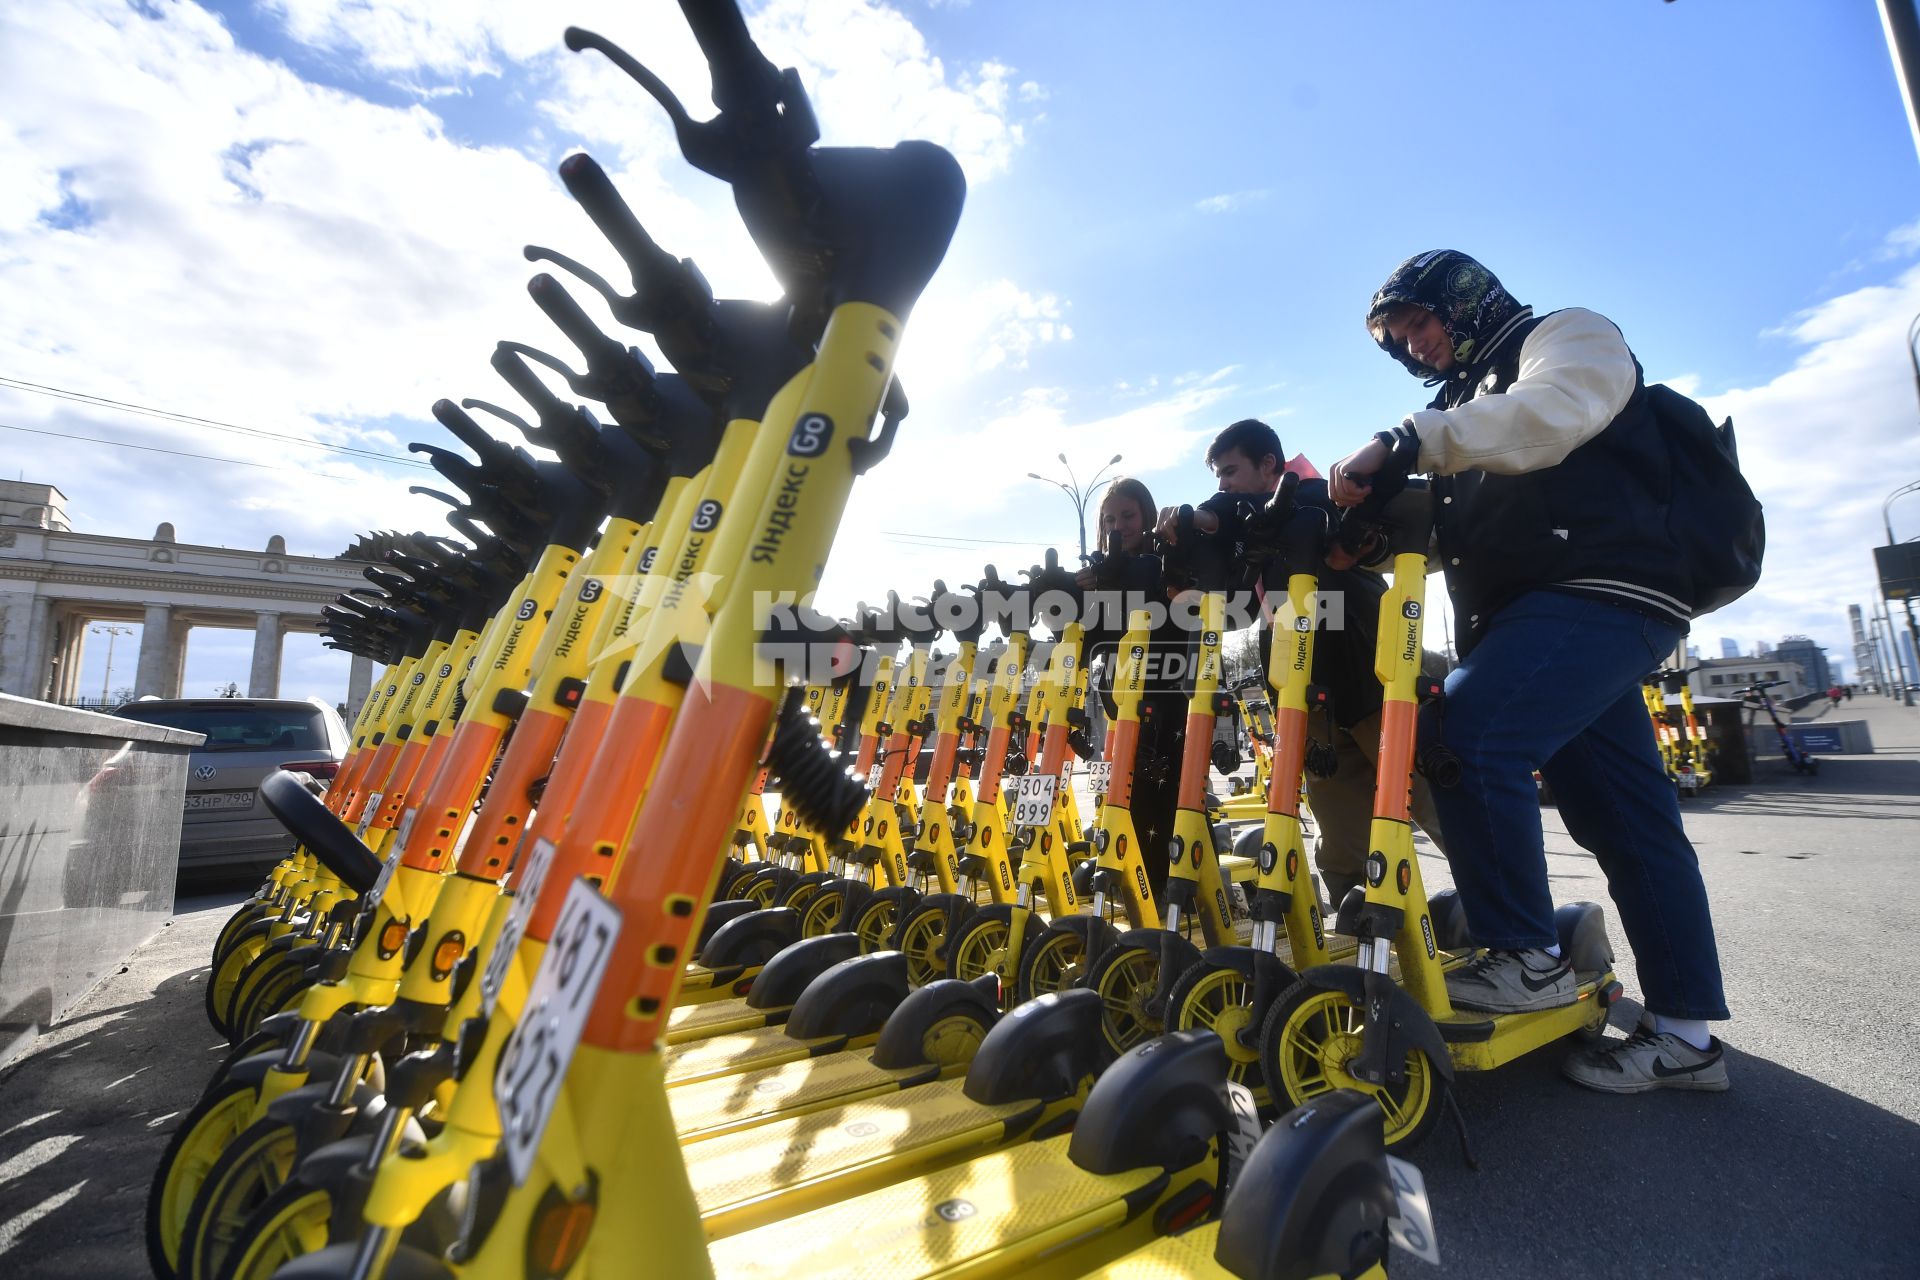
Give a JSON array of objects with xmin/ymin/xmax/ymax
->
[
  {"xmin": 1909, "ymin": 312, "xmax": 1920, "ymax": 415},
  {"xmin": 89, "ymin": 623, "xmax": 134, "ymax": 706},
  {"xmin": 1884, "ymin": 481, "xmax": 1920, "ymax": 706},
  {"xmin": 1027, "ymin": 452, "xmax": 1124, "ymax": 563}
]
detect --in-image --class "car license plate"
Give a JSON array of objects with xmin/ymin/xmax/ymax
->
[{"xmin": 185, "ymin": 789, "xmax": 254, "ymax": 813}]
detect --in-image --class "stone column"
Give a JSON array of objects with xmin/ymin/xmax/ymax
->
[
  {"xmin": 21, "ymin": 595, "xmax": 53, "ymax": 700},
  {"xmin": 249, "ymin": 612, "xmax": 283, "ymax": 698},
  {"xmin": 347, "ymin": 652, "xmax": 374, "ymax": 720},
  {"xmin": 133, "ymin": 603, "xmax": 175, "ymax": 698},
  {"xmin": 57, "ymin": 615, "xmax": 87, "ymax": 703},
  {"xmin": 169, "ymin": 618, "xmax": 192, "ymax": 698}
]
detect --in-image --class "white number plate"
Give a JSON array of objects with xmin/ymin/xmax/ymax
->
[
  {"xmin": 496, "ymin": 878, "xmax": 622, "ymax": 1186},
  {"xmin": 393, "ymin": 806, "xmax": 418, "ymax": 852},
  {"xmin": 356, "ymin": 792, "xmax": 384, "ymax": 839},
  {"xmin": 1221, "ymin": 1079, "xmax": 1261, "ymax": 1176},
  {"xmin": 480, "ymin": 837, "xmax": 558, "ymax": 1015},
  {"xmin": 364, "ymin": 843, "xmax": 403, "ymax": 913},
  {"xmin": 1008, "ymin": 773, "xmax": 1057, "ymax": 828},
  {"xmin": 1087, "ymin": 761, "xmax": 1113, "ymax": 795},
  {"xmin": 867, "ymin": 763, "xmax": 884, "ymax": 790},
  {"xmin": 1385, "ymin": 1153, "xmax": 1441, "ymax": 1266}
]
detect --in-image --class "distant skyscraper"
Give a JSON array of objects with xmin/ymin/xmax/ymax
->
[
  {"xmin": 1687, "ymin": 644, "xmax": 1701, "ymax": 662},
  {"xmin": 1719, "ymin": 637, "xmax": 1740, "ymax": 659},
  {"xmin": 1776, "ymin": 636, "xmax": 1831, "ymax": 691},
  {"xmin": 1756, "ymin": 640, "xmax": 1774, "ymax": 658}
]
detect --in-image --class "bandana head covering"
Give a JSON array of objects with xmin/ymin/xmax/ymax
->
[{"xmin": 1365, "ymin": 250, "xmax": 1527, "ymax": 379}]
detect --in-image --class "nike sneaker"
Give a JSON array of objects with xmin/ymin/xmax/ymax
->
[
  {"xmin": 1443, "ymin": 947, "xmax": 1575, "ymax": 1013},
  {"xmin": 1562, "ymin": 1019, "xmax": 1730, "ymax": 1094}
]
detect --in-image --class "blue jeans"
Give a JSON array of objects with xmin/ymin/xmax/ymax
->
[{"xmin": 1427, "ymin": 591, "xmax": 1729, "ymax": 1021}]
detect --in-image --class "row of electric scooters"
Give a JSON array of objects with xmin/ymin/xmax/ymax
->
[
  {"xmin": 1643, "ymin": 671, "xmax": 1715, "ymax": 798},
  {"xmin": 142, "ymin": 5, "xmax": 1629, "ymax": 1278}
]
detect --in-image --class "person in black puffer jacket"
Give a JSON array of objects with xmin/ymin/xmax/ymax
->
[
  {"xmin": 1328, "ymin": 250, "xmax": 1730, "ymax": 1095},
  {"xmin": 1075, "ymin": 477, "xmax": 1189, "ymax": 898}
]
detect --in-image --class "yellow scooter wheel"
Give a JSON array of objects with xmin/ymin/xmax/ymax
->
[
  {"xmin": 220, "ymin": 1182, "xmax": 332, "ymax": 1280},
  {"xmin": 894, "ymin": 901, "xmax": 963, "ymax": 987},
  {"xmin": 850, "ymin": 890, "xmax": 911, "ymax": 954},
  {"xmin": 799, "ymin": 884, "xmax": 848, "ymax": 937},
  {"xmin": 1258, "ymin": 979, "xmax": 1442, "ymax": 1148},
  {"xmin": 1085, "ymin": 938, "xmax": 1164, "ymax": 1056},
  {"xmin": 145, "ymin": 1079, "xmax": 257, "ymax": 1277},
  {"xmin": 232, "ymin": 955, "xmax": 314, "ymax": 1040},
  {"xmin": 177, "ymin": 1118, "xmax": 300, "ymax": 1280},
  {"xmin": 211, "ymin": 902, "xmax": 272, "ymax": 969},
  {"xmin": 205, "ymin": 934, "xmax": 267, "ymax": 1037},
  {"xmin": 1016, "ymin": 917, "xmax": 1120, "ymax": 1002},
  {"xmin": 1167, "ymin": 957, "xmax": 1266, "ymax": 1095},
  {"xmin": 946, "ymin": 905, "xmax": 1024, "ymax": 1012},
  {"xmin": 736, "ymin": 867, "xmax": 785, "ymax": 908}
]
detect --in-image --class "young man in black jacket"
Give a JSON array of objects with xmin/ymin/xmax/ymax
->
[
  {"xmin": 1329, "ymin": 250, "xmax": 1729, "ymax": 1093},
  {"xmin": 1161, "ymin": 418, "xmax": 1448, "ymax": 908}
]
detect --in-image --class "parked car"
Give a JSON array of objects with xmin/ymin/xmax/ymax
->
[{"xmin": 112, "ymin": 696, "xmax": 348, "ymax": 879}]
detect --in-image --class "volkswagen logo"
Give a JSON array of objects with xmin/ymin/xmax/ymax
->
[{"xmin": 194, "ymin": 765, "xmax": 217, "ymax": 781}]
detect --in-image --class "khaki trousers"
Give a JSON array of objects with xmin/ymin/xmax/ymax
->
[{"xmin": 1302, "ymin": 707, "xmax": 1448, "ymax": 898}]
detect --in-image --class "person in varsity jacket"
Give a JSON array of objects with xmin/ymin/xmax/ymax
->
[{"xmin": 1327, "ymin": 250, "xmax": 1730, "ymax": 1094}]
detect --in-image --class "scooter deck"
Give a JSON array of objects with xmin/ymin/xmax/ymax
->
[
  {"xmin": 665, "ymin": 994, "xmax": 786, "ymax": 1044},
  {"xmin": 688, "ymin": 1077, "xmax": 1044, "ymax": 1238},
  {"xmin": 674, "ymin": 960, "xmax": 759, "ymax": 1006},
  {"xmin": 1439, "ymin": 967, "xmax": 1614, "ymax": 1072},
  {"xmin": 672, "ymin": 1046, "xmax": 951, "ymax": 1143},
  {"xmin": 664, "ymin": 1023, "xmax": 877, "ymax": 1087},
  {"xmin": 704, "ymin": 1132, "xmax": 1184, "ymax": 1280},
  {"xmin": 1081, "ymin": 1223, "xmax": 1224, "ymax": 1277}
]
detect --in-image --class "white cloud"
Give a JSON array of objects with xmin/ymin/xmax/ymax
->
[
  {"xmin": 1194, "ymin": 189, "xmax": 1268, "ymax": 214},
  {"xmin": 1680, "ymin": 255, "xmax": 1920, "ymax": 675},
  {"xmin": 0, "ymin": 0, "xmax": 1058, "ymax": 704},
  {"xmin": 261, "ymin": 0, "xmax": 1035, "ymax": 184}
]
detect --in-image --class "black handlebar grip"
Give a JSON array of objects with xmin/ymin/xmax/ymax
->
[
  {"xmin": 676, "ymin": 0, "xmax": 774, "ymax": 104},
  {"xmin": 528, "ymin": 273, "xmax": 622, "ymax": 364},
  {"xmin": 487, "ymin": 348, "xmax": 566, "ymax": 418},
  {"xmin": 557, "ymin": 154, "xmax": 675, "ymax": 281}
]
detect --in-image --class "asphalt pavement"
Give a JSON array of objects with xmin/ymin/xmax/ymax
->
[{"xmin": 1, "ymin": 696, "xmax": 1916, "ymax": 1278}]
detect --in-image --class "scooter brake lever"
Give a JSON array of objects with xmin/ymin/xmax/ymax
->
[
  {"xmin": 564, "ymin": 27, "xmax": 740, "ymax": 180},
  {"xmin": 410, "ymin": 444, "xmax": 487, "ymax": 497},
  {"xmin": 428, "ymin": 397, "xmax": 510, "ymax": 462},
  {"xmin": 408, "ymin": 484, "xmax": 466, "ymax": 510},
  {"xmin": 479, "ymin": 347, "xmax": 602, "ymax": 467},
  {"xmin": 849, "ymin": 381, "xmax": 908, "ymax": 476},
  {"xmin": 496, "ymin": 338, "xmax": 591, "ymax": 400}
]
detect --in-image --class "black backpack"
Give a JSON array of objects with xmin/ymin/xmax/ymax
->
[{"xmin": 1645, "ymin": 383, "xmax": 1764, "ymax": 616}]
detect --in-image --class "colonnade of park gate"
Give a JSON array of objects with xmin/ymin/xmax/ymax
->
[{"xmin": 0, "ymin": 481, "xmax": 376, "ymax": 713}]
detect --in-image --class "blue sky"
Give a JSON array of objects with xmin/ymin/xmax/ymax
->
[{"xmin": 4, "ymin": 0, "xmax": 1919, "ymax": 704}]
